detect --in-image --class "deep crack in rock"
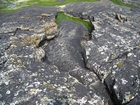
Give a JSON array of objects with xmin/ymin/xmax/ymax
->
[{"xmin": 0, "ymin": 2, "xmax": 140, "ymax": 105}]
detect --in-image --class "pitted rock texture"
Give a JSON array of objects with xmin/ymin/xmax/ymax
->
[
  {"xmin": 45, "ymin": 20, "xmax": 98, "ymax": 85},
  {"xmin": 0, "ymin": 5, "xmax": 111, "ymax": 105},
  {"xmin": 0, "ymin": 1, "xmax": 140, "ymax": 105},
  {"xmin": 64, "ymin": 1, "xmax": 140, "ymax": 105}
]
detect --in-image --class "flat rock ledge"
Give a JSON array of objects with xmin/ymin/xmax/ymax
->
[{"xmin": 0, "ymin": 2, "xmax": 140, "ymax": 105}]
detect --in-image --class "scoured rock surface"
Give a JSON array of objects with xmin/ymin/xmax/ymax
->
[
  {"xmin": 0, "ymin": 5, "xmax": 111, "ymax": 105},
  {"xmin": 0, "ymin": 1, "xmax": 140, "ymax": 105},
  {"xmin": 65, "ymin": 1, "xmax": 140, "ymax": 105},
  {"xmin": 45, "ymin": 20, "xmax": 97, "ymax": 85},
  {"xmin": 45, "ymin": 20, "xmax": 112, "ymax": 105}
]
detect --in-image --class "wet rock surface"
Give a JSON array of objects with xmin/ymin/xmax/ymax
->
[{"xmin": 0, "ymin": 1, "xmax": 140, "ymax": 105}]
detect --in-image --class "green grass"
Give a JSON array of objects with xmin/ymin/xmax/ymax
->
[
  {"xmin": 111, "ymin": 0, "xmax": 137, "ymax": 8},
  {"xmin": 0, "ymin": 4, "xmax": 7, "ymax": 9},
  {"xmin": 0, "ymin": 7, "xmax": 25, "ymax": 12},
  {"xmin": 0, "ymin": 5, "xmax": 28, "ymax": 12},
  {"xmin": 20, "ymin": 0, "xmax": 99, "ymax": 6},
  {"xmin": 0, "ymin": 9, "xmax": 16, "ymax": 12},
  {"xmin": 0, "ymin": 3, "xmax": 15, "ymax": 12},
  {"xmin": 10, "ymin": 0, "xmax": 99, "ymax": 6},
  {"xmin": 0, "ymin": 0, "xmax": 99, "ymax": 13},
  {"xmin": 0, "ymin": 0, "xmax": 138, "ymax": 13},
  {"xmin": 56, "ymin": 12, "xmax": 91, "ymax": 31}
]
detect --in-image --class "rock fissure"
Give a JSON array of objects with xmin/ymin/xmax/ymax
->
[{"xmin": 0, "ymin": 1, "xmax": 140, "ymax": 105}]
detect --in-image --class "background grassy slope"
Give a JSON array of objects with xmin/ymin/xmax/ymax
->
[
  {"xmin": 0, "ymin": 0, "xmax": 98, "ymax": 12},
  {"xmin": 0, "ymin": 0, "xmax": 137, "ymax": 12},
  {"xmin": 27, "ymin": 0, "xmax": 99, "ymax": 6},
  {"xmin": 0, "ymin": 0, "xmax": 137, "ymax": 33}
]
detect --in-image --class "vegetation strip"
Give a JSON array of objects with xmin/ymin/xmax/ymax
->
[
  {"xmin": 0, "ymin": 0, "xmax": 99, "ymax": 12},
  {"xmin": 0, "ymin": 0, "xmax": 137, "ymax": 13},
  {"xmin": 56, "ymin": 12, "xmax": 92, "ymax": 31}
]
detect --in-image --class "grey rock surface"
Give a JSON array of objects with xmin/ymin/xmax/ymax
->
[
  {"xmin": 45, "ymin": 20, "xmax": 112, "ymax": 105},
  {"xmin": 64, "ymin": 1, "xmax": 140, "ymax": 105},
  {"xmin": 0, "ymin": 5, "xmax": 111, "ymax": 105},
  {"xmin": 0, "ymin": 1, "xmax": 140, "ymax": 105},
  {"xmin": 45, "ymin": 20, "xmax": 95, "ymax": 85},
  {"xmin": 120, "ymin": 0, "xmax": 140, "ymax": 7}
]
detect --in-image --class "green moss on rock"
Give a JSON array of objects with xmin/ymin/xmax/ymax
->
[
  {"xmin": 56, "ymin": 12, "xmax": 92, "ymax": 31},
  {"xmin": 117, "ymin": 61, "xmax": 123, "ymax": 67}
]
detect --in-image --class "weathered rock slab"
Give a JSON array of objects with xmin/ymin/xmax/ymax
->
[
  {"xmin": 0, "ymin": 6, "xmax": 112, "ymax": 105},
  {"xmin": 1, "ymin": 1, "xmax": 140, "ymax": 105},
  {"xmin": 64, "ymin": 2, "xmax": 140, "ymax": 105}
]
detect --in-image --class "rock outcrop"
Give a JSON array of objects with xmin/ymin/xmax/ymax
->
[
  {"xmin": 0, "ymin": 5, "xmax": 112, "ymax": 105},
  {"xmin": 120, "ymin": 0, "xmax": 140, "ymax": 7},
  {"xmin": 64, "ymin": 1, "xmax": 140, "ymax": 105},
  {"xmin": 0, "ymin": 1, "xmax": 140, "ymax": 105}
]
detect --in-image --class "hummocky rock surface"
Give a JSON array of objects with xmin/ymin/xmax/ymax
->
[
  {"xmin": 64, "ymin": 1, "xmax": 140, "ymax": 105},
  {"xmin": 0, "ymin": 1, "xmax": 140, "ymax": 105},
  {"xmin": 0, "ymin": 5, "xmax": 112, "ymax": 105}
]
